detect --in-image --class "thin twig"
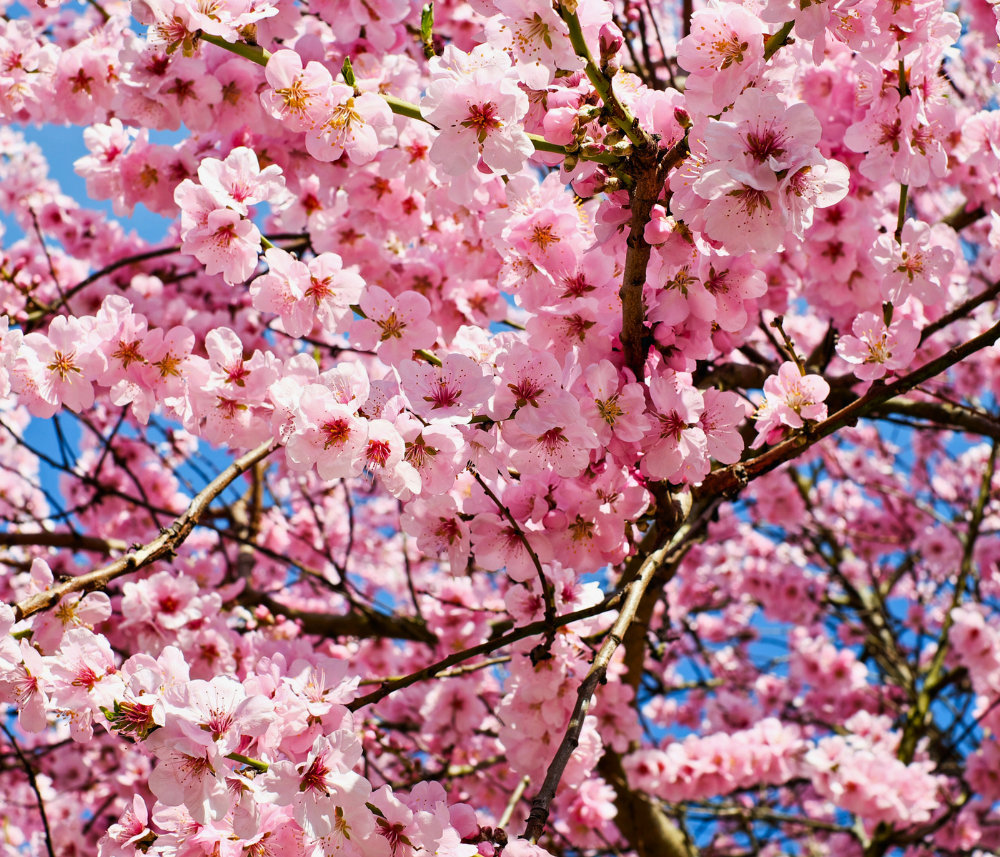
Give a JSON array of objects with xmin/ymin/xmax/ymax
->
[
  {"xmin": 29, "ymin": 208, "xmax": 70, "ymax": 314},
  {"xmin": 358, "ymin": 656, "xmax": 510, "ymax": 685},
  {"xmin": 12, "ymin": 441, "xmax": 277, "ymax": 621},
  {"xmin": 0, "ymin": 723, "xmax": 56, "ymax": 857},
  {"xmin": 919, "ymin": 279, "xmax": 1000, "ymax": 344},
  {"xmin": 500, "ymin": 776, "xmax": 530, "ymax": 829},
  {"xmin": 699, "ymin": 319, "xmax": 1000, "ymax": 499},
  {"xmin": 522, "ymin": 497, "xmax": 718, "ymax": 843},
  {"xmin": 0, "ymin": 532, "xmax": 129, "ymax": 553},
  {"xmin": 472, "ymin": 471, "xmax": 555, "ymax": 623},
  {"xmin": 346, "ymin": 593, "xmax": 625, "ymax": 712}
]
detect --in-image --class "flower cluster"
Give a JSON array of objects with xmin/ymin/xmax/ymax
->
[{"xmin": 0, "ymin": 0, "xmax": 999, "ymax": 852}]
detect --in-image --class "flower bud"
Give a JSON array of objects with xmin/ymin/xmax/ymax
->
[{"xmin": 599, "ymin": 22, "xmax": 624, "ymax": 72}]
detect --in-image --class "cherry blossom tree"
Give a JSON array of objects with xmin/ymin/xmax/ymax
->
[{"xmin": 1, "ymin": 0, "xmax": 1000, "ymax": 855}]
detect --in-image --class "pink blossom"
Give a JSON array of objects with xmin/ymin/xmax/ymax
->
[
  {"xmin": 163, "ymin": 675, "xmax": 275, "ymax": 755},
  {"xmin": 844, "ymin": 92, "xmax": 949, "ymax": 188},
  {"xmin": 470, "ymin": 512, "xmax": 553, "ymax": 582},
  {"xmin": 260, "ymin": 733, "xmax": 371, "ymax": 838},
  {"xmin": 873, "ymin": 219, "xmax": 955, "ymax": 306},
  {"xmin": 421, "ymin": 51, "xmax": 533, "ymax": 176},
  {"xmin": 836, "ymin": 311, "xmax": 920, "ymax": 380},
  {"xmin": 699, "ymin": 388, "xmax": 747, "ymax": 464},
  {"xmin": 362, "ymin": 418, "xmax": 421, "ymax": 498},
  {"xmin": 286, "ymin": 384, "xmax": 369, "ymax": 480},
  {"xmin": 779, "ymin": 154, "xmax": 851, "ymax": 239},
  {"xmin": 98, "ymin": 796, "xmax": 152, "ymax": 857},
  {"xmin": 697, "ymin": 254, "xmax": 767, "ymax": 332},
  {"xmin": 699, "ymin": 160, "xmax": 786, "ymax": 255},
  {"xmin": 0, "ymin": 641, "xmax": 50, "ymax": 732},
  {"xmin": 398, "ymin": 353, "xmax": 494, "ymax": 420},
  {"xmin": 401, "ymin": 495, "xmax": 472, "ymax": 571},
  {"xmin": 398, "ymin": 417, "xmax": 465, "ymax": 495},
  {"xmin": 146, "ymin": 733, "xmax": 231, "ymax": 824},
  {"xmin": 197, "ymin": 146, "xmax": 285, "ymax": 216},
  {"xmin": 483, "ymin": 0, "xmax": 580, "ymax": 89},
  {"xmin": 314, "ymin": 0, "xmax": 409, "ymax": 51},
  {"xmin": 642, "ymin": 373, "xmax": 708, "ymax": 483},
  {"xmin": 306, "ymin": 85, "xmax": 393, "ymax": 165},
  {"xmin": 504, "ymin": 396, "xmax": 600, "ymax": 477},
  {"xmin": 156, "ymin": 57, "xmax": 224, "ymax": 132},
  {"xmin": 752, "ymin": 362, "xmax": 830, "ymax": 448},
  {"xmin": 14, "ymin": 316, "xmax": 104, "ymax": 417},
  {"xmin": 487, "ymin": 342, "xmax": 564, "ymax": 419},
  {"xmin": 260, "ymin": 49, "xmax": 334, "ymax": 132},
  {"xmin": 578, "ymin": 359, "xmax": 651, "ymax": 444},
  {"xmin": 180, "ymin": 208, "xmax": 261, "ymax": 286},
  {"xmin": 352, "ymin": 286, "xmax": 437, "ymax": 366},
  {"xmin": 0, "ymin": 315, "xmax": 23, "ymax": 398},
  {"xmin": 676, "ymin": 5, "xmax": 765, "ymax": 115}
]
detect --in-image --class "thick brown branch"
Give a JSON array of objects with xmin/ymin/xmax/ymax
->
[
  {"xmin": 698, "ymin": 319, "xmax": 1000, "ymax": 499},
  {"xmin": 940, "ymin": 202, "xmax": 985, "ymax": 232},
  {"xmin": 0, "ymin": 532, "xmax": 128, "ymax": 554},
  {"xmin": 598, "ymin": 752, "xmax": 692, "ymax": 857},
  {"xmin": 617, "ymin": 135, "xmax": 691, "ymax": 378},
  {"xmin": 12, "ymin": 441, "xmax": 276, "ymax": 622},
  {"xmin": 878, "ymin": 397, "xmax": 1000, "ymax": 440},
  {"xmin": 247, "ymin": 591, "xmax": 437, "ymax": 644},
  {"xmin": 919, "ymin": 278, "xmax": 1000, "ymax": 344},
  {"xmin": 522, "ymin": 499, "xmax": 712, "ymax": 844},
  {"xmin": 619, "ymin": 145, "xmax": 663, "ymax": 378},
  {"xmin": 346, "ymin": 594, "xmax": 626, "ymax": 712},
  {"xmin": 599, "ymin": 547, "xmax": 695, "ymax": 857}
]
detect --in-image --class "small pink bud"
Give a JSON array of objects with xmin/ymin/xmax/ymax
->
[
  {"xmin": 599, "ymin": 22, "xmax": 624, "ymax": 58},
  {"xmin": 543, "ymin": 510, "xmax": 567, "ymax": 530}
]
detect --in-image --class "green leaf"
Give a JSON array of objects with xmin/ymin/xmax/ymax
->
[{"xmin": 342, "ymin": 56, "xmax": 356, "ymax": 88}]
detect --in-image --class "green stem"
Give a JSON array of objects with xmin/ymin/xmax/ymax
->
[
  {"xmin": 560, "ymin": 7, "xmax": 648, "ymax": 149},
  {"xmin": 198, "ymin": 32, "xmax": 271, "ymax": 66},
  {"xmin": 895, "ymin": 184, "xmax": 908, "ymax": 245},
  {"xmin": 384, "ymin": 94, "xmax": 617, "ymax": 164},
  {"xmin": 527, "ymin": 135, "xmax": 574, "ymax": 156},
  {"xmin": 225, "ymin": 752, "xmax": 269, "ymax": 772},
  {"xmin": 763, "ymin": 21, "xmax": 794, "ymax": 61},
  {"xmin": 415, "ymin": 349, "xmax": 443, "ymax": 367},
  {"xmin": 201, "ymin": 36, "xmax": 611, "ymax": 166},
  {"xmin": 380, "ymin": 93, "xmax": 424, "ymax": 122},
  {"xmin": 85, "ymin": 0, "xmax": 111, "ymax": 22}
]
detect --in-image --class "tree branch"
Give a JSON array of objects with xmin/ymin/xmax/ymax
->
[
  {"xmin": 877, "ymin": 397, "xmax": 1000, "ymax": 440},
  {"xmin": 198, "ymin": 33, "xmax": 611, "ymax": 165},
  {"xmin": 698, "ymin": 319, "xmax": 1000, "ymax": 499},
  {"xmin": 245, "ymin": 590, "xmax": 438, "ymax": 644},
  {"xmin": 0, "ymin": 723, "xmax": 56, "ymax": 857},
  {"xmin": 522, "ymin": 497, "xmax": 717, "ymax": 844},
  {"xmin": 940, "ymin": 202, "xmax": 985, "ymax": 232},
  {"xmin": 619, "ymin": 136, "xmax": 689, "ymax": 378},
  {"xmin": 919, "ymin": 278, "xmax": 1000, "ymax": 344},
  {"xmin": 0, "ymin": 532, "xmax": 129, "ymax": 554},
  {"xmin": 472, "ymin": 471, "xmax": 556, "ymax": 624},
  {"xmin": 12, "ymin": 441, "xmax": 277, "ymax": 622},
  {"xmin": 346, "ymin": 594, "xmax": 626, "ymax": 712}
]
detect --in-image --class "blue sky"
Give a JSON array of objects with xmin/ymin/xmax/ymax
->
[{"xmin": 3, "ymin": 121, "xmax": 178, "ymax": 244}]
